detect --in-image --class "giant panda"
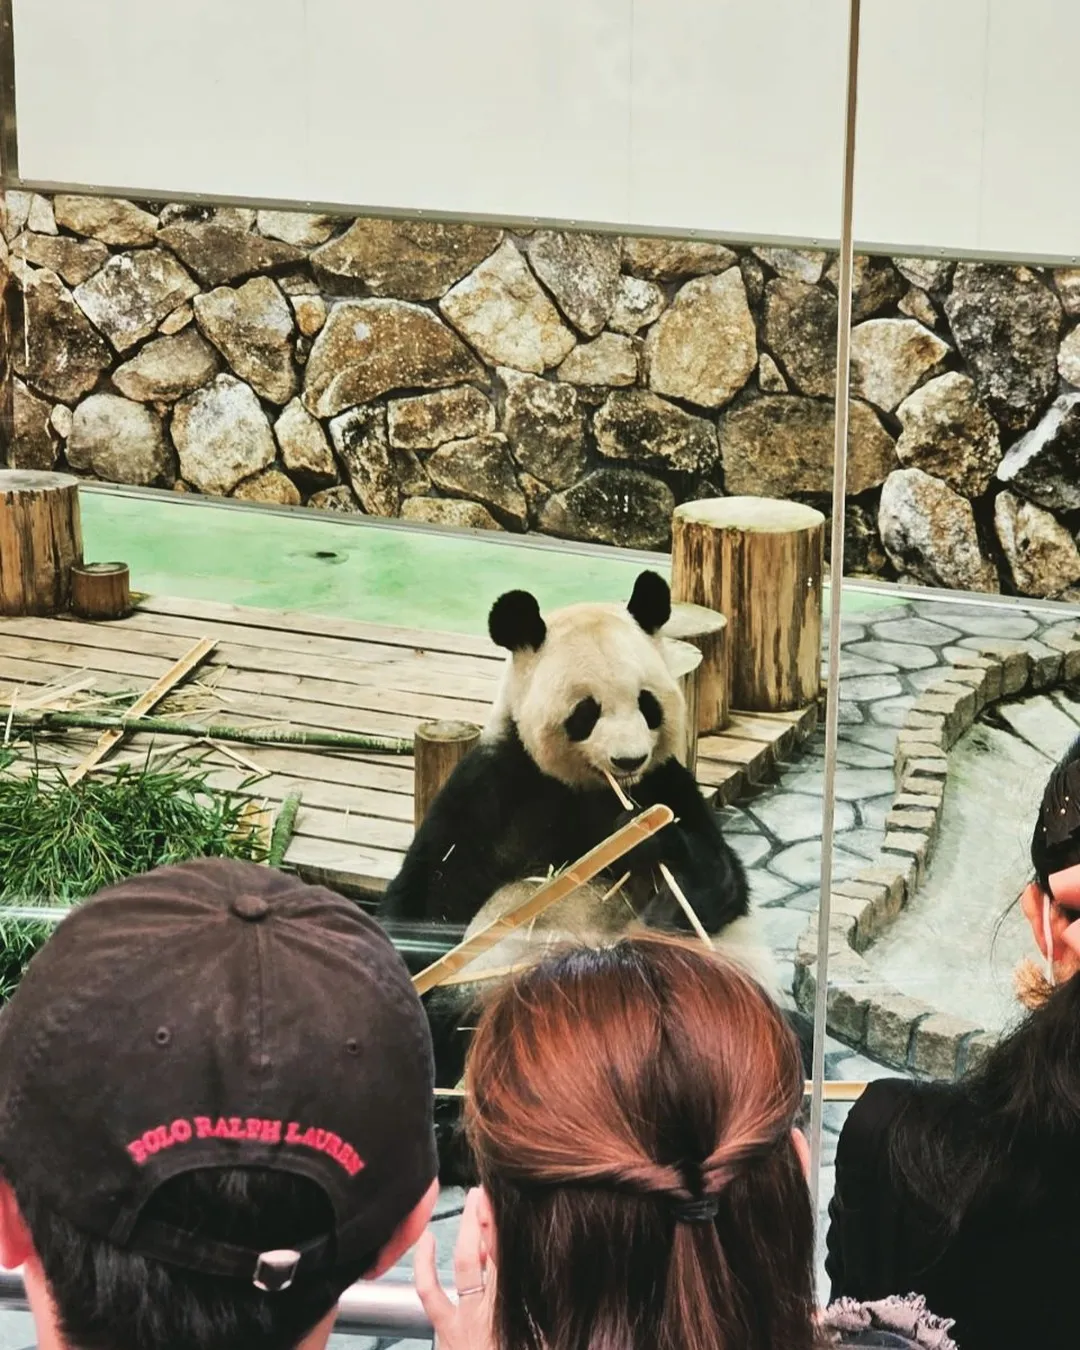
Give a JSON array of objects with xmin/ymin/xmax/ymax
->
[
  {"xmin": 379, "ymin": 572, "xmax": 782, "ymax": 1167},
  {"xmin": 380, "ymin": 569, "xmax": 749, "ymax": 935}
]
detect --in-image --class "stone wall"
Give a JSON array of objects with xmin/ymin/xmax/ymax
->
[{"xmin": 4, "ymin": 189, "xmax": 1080, "ymax": 596}]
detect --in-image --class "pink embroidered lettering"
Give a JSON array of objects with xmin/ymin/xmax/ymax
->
[{"xmin": 124, "ymin": 1114, "xmax": 362, "ymax": 1176}]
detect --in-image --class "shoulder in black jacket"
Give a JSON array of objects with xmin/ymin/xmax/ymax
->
[{"xmin": 827, "ymin": 1076, "xmax": 1080, "ymax": 1350}]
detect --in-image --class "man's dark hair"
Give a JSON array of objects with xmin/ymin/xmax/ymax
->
[{"xmin": 12, "ymin": 1166, "xmax": 373, "ymax": 1350}]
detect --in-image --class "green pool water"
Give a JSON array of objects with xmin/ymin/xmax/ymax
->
[{"xmin": 80, "ymin": 485, "xmax": 904, "ymax": 635}]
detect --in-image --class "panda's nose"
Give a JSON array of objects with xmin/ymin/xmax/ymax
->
[{"xmin": 612, "ymin": 754, "xmax": 647, "ymax": 774}]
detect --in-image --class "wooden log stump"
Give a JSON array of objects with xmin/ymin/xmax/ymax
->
[
  {"xmin": 664, "ymin": 601, "xmax": 728, "ymax": 734},
  {"xmin": 0, "ymin": 470, "xmax": 83, "ymax": 616},
  {"xmin": 414, "ymin": 720, "xmax": 482, "ymax": 829},
  {"xmin": 663, "ymin": 637, "xmax": 703, "ymax": 776},
  {"xmin": 71, "ymin": 562, "xmax": 131, "ymax": 620},
  {"xmin": 671, "ymin": 497, "xmax": 824, "ymax": 713}
]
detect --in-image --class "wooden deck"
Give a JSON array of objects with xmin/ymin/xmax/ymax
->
[{"xmin": 0, "ymin": 597, "xmax": 817, "ymax": 899}]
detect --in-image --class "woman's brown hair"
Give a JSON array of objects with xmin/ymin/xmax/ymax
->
[{"xmin": 464, "ymin": 934, "xmax": 817, "ymax": 1350}]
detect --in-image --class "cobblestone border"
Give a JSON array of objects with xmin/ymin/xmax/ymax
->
[{"xmin": 793, "ymin": 627, "xmax": 1080, "ymax": 1080}]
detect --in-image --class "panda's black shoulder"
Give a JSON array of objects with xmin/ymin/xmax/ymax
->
[{"xmin": 422, "ymin": 722, "xmax": 552, "ymax": 813}]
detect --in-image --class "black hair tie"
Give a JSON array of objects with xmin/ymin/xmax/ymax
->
[{"xmin": 672, "ymin": 1195, "xmax": 720, "ymax": 1223}]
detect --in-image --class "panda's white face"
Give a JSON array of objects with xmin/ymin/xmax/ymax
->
[{"xmin": 486, "ymin": 576, "xmax": 686, "ymax": 790}]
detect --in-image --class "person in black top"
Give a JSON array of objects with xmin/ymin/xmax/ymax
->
[{"xmin": 827, "ymin": 734, "xmax": 1080, "ymax": 1350}]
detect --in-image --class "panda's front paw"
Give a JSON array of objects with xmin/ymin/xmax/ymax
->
[{"xmin": 614, "ymin": 806, "xmax": 684, "ymax": 869}]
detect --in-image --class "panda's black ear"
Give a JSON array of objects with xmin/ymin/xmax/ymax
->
[
  {"xmin": 489, "ymin": 590, "xmax": 547, "ymax": 652},
  {"xmin": 627, "ymin": 571, "xmax": 670, "ymax": 635}
]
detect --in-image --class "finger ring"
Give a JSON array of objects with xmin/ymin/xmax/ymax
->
[{"xmin": 456, "ymin": 1284, "xmax": 485, "ymax": 1298}]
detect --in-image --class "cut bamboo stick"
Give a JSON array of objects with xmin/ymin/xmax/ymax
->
[
  {"xmin": 67, "ymin": 637, "xmax": 217, "ymax": 786},
  {"xmin": 12, "ymin": 709, "xmax": 414, "ymax": 756},
  {"xmin": 413, "ymin": 804, "xmax": 674, "ymax": 995}
]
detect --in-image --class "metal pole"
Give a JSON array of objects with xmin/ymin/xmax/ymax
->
[
  {"xmin": 808, "ymin": 0, "xmax": 862, "ymax": 1217},
  {"xmin": 0, "ymin": 1270, "xmax": 436, "ymax": 1339}
]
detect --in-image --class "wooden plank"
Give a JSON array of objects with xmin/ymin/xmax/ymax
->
[
  {"xmin": 726, "ymin": 713, "xmax": 796, "ymax": 757},
  {"xmin": 0, "ymin": 641, "xmax": 440, "ymax": 740},
  {"xmin": 287, "ymin": 802, "xmax": 412, "ymax": 852},
  {"xmin": 0, "ymin": 625, "xmax": 495, "ymax": 722},
  {"xmin": 75, "ymin": 610, "xmax": 505, "ymax": 687},
  {"xmin": 696, "ymin": 760, "xmax": 746, "ymax": 795},
  {"xmin": 137, "ymin": 595, "xmax": 501, "ymax": 661},
  {"xmin": 199, "ymin": 764, "xmax": 414, "ymax": 823},
  {"xmin": 699, "ymin": 735, "xmax": 774, "ymax": 769},
  {"xmin": 283, "ymin": 836, "xmax": 400, "ymax": 896},
  {"xmin": 67, "ymin": 638, "xmax": 216, "ymax": 785},
  {"xmin": 0, "ymin": 665, "xmax": 421, "ymax": 796}
]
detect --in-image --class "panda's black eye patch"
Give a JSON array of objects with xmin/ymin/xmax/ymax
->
[
  {"xmin": 565, "ymin": 697, "xmax": 601, "ymax": 742},
  {"xmin": 639, "ymin": 690, "xmax": 663, "ymax": 730}
]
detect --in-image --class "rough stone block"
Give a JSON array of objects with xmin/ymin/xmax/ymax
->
[
  {"xmin": 1023, "ymin": 640, "xmax": 1063, "ymax": 691},
  {"xmin": 971, "ymin": 640, "xmax": 1030, "ymax": 696},
  {"xmin": 944, "ymin": 646, "xmax": 1002, "ymax": 701},
  {"xmin": 882, "ymin": 830, "xmax": 930, "ymax": 886},
  {"xmin": 853, "ymin": 865, "xmax": 908, "ymax": 916},
  {"xmin": 904, "ymin": 711, "xmax": 946, "ymax": 733},
  {"xmin": 911, "ymin": 1012, "xmax": 982, "ymax": 1081},
  {"xmin": 1042, "ymin": 629, "xmax": 1080, "ymax": 682},
  {"xmin": 831, "ymin": 878, "xmax": 895, "ymax": 944},
  {"xmin": 908, "ymin": 757, "xmax": 948, "ymax": 778},
  {"xmin": 829, "ymin": 893, "xmax": 876, "ymax": 953},
  {"xmin": 901, "ymin": 771, "xmax": 944, "ymax": 803},
  {"xmin": 887, "ymin": 808, "xmax": 938, "ymax": 835},
  {"xmin": 895, "ymin": 728, "xmax": 946, "ymax": 778},
  {"xmin": 894, "ymin": 792, "xmax": 942, "ymax": 810},
  {"xmin": 960, "ymin": 1029, "xmax": 999, "ymax": 1075},
  {"xmin": 942, "ymin": 665, "xmax": 990, "ymax": 712},
  {"xmin": 866, "ymin": 991, "xmax": 931, "ymax": 1069}
]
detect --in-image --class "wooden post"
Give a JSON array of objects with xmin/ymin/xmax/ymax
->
[
  {"xmin": 0, "ymin": 470, "xmax": 83, "ymax": 616},
  {"xmin": 414, "ymin": 721, "xmax": 482, "ymax": 828},
  {"xmin": 663, "ymin": 637, "xmax": 703, "ymax": 776},
  {"xmin": 71, "ymin": 562, "xmax": 131, "ymax": 620},
  {"xmin": 664, "ymin": 602, "xmax": 728, "ymax": 734},
  {"xmin": 671, "ymin": 497, "xmax": 824, "ymax": 713}
]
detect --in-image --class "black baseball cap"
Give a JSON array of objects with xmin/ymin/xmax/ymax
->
[{"xmin": 0, "ymin": 859, "xmax": 437, "ymax": 1291}]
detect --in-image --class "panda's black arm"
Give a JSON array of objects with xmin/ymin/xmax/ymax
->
[
  {"xmin": 378, "ymin": 742, "xmax": 536, "ymax": 926},
  {"xmin": 630, "ymin": 759, "xmax": 749, "ymax": 931}
]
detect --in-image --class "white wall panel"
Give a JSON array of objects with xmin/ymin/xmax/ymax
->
[
  {"xmin": 10, "ymin": 0, "xmax": 847, "ymax": 240},
  {"xmin": 12, "ymin": 0, "xmax": 1080, "ymax": 257}
]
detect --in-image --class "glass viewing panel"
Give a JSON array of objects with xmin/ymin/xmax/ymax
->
[
  {"xmin": 819, "ymin": 0, "xmax": 1080, "ymax": 1306},
  {"xmin": 0, "ymin": 0, "xmax": 859, "ymax": 1325}
]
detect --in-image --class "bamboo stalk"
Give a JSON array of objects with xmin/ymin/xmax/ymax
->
[
  {"xmin": 268, "ymin": 790, "xmax": 303, "ymax": 867},
  {"xmin": 413, "ymin": 804, "xmax": 674, "ymax": 995},
  {"xmin": 11, "ymin": 709, "xmax": 413, "ymax": 755},
  {"xmin": 67, "ymin": 638, "xmax": 217, "ymax": 786},
  {"xmin": 601, "ymin": 769, "xmax": 710, "ymax": 946}
]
